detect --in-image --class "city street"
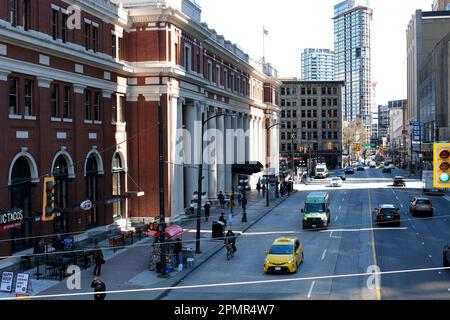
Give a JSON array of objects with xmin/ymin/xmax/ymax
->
[{"xmin": 162, "ymin": 168, "xmax": 450, "ymax": 300}]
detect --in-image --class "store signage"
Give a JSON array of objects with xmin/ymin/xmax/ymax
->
[
  {"xmin": 410, "ymin": 121, "xmax": 421, "ymax": 144},
  {"xmin": 14, "ymin": 273, "xmax": 30, "ymax": 294},
  {"xmin": 80, "ymin": 200, "xmax": 93, "ymax": 211},
  {"xmin": 0, "ymin": 209, "xmax": 23, "ymax": 232},
  {"xmin": 0, "ymin": 272, "xmax": 14, "ymax": 292}
]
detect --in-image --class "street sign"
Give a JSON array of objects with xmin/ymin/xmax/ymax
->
[{"xmin": 410, "ymin": 121, "xmax": 422, "ymax": 144}]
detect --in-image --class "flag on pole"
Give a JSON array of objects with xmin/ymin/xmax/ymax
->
[{"xmin": 264, "ymin": 28, "xmax": 269, "ymax": 35}]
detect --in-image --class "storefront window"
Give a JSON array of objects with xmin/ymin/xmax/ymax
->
[{"xmin": 53, "ymin": 155, "xmax": 70, "ymax": 234}]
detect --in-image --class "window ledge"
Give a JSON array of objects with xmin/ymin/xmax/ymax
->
[
  {"xmin": 63, "ymin": 118, "xmax": 73, "ymax": 123},
  {"xmin": 84, "ymin": 120, "xmax": 93, "ymax": 124},
  {"xmin": 94, "ymin": 121, "xmax": 102, "ymax": 125},
  {"xmin": 24, "ymin": 116, "xmax": 36, "ymax": 121},
  {"xmin": 51, "ymin": 117, "xmax": 62, "ymax": 122},
  {"xmin": 8, "ymin": 114, "xmax": 22, "ymax": 120}
]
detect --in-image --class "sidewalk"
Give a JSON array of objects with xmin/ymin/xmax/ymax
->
[{"xmin": 9, "ymin": 189, "xmax": 294, "ymax": 300}]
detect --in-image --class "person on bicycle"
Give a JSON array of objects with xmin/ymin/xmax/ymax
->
[{"xmin": 224, "ymin": 229, "xmax": 237, "ymax": 253}]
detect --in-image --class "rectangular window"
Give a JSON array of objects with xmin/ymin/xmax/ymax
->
[
  {"xmin": 84, "ymin": 23, "xmax": 90, "ymax": 50},
  {"xmin": 293, "ymin": 110, "xmax": 297, "ymax": 118},
  {"xmin": 322, "ymin": 132, "xmax": 326, "ymax": 139},
  {"xmin": 24, "ymin": 79, "xmax": 33, "ymax": 116},
  {"xmin": 51, "ymin": 84, "xmax": 60, "ymax": 118},
  {"xmin": 94, "ymin": 92, "xmax": 101, "ymax": 121},
  {"xmin": 301, "ymin": 110, "xmax": 306, "ymax": 118},
  {"xmin": 112, "ymin": 95, "xmax": 117, "ymax": 123},
  {"xmin": 63, "ymin": 86, "xmax": 71, "ymax": 119},
  {"xmin": 9, "ymin": 77, "xmax": 18, "ymax": 115},
  {"xmin": 52, "ymin": 9, "xmax": 59, "ymax": 40},
  {"xmin": 10, "ymin": 0, "xmax": 17, "ymax": 26},
  {"xmin": 224, "ymin": 69, "xmax": 228, "ymax": 89},
  {"xmin": 301, "ymin": 121, "xmax": 305, "ymax": 128},
  {"xmin": 334, "ymin": 132, "xmax": 338, "ymax": 140},
  {"xmin": 287, "ymin": 111, "xmax": 291, "ymax": 118},
  {"xmin": 301, "ymin": 88, "xmax": 306, "ymax": 95},
  {"xmin": 301, "ymin": 99, "xmax": 306, "ymax": 107},
  {"xmin": 23, "ymin": 0, "xmax": 30, "ymax": 31},
  {"xmin": 207, "ymin": 61, "xmax": 212, "ymax": 81},
  {"xmin": 216, "ymin": 66, "xmax": 221, "ymax": 85},
  {"xmin": 112, "ymin": 35, "xmax": 117, "ymax": 59},
  {"xmin": 322, "ymin": 110, "xmax": 326, "ymax": 117},
  {"xmin": 85, "ymin": 90, "xmax": 92, "ymax": 120},
  {"xmin": 307, "ymin": 110, "xmax": 311, "ymax": 118},
  {"xmin": 92, "ymin": 26, "xmax": 98, "ymax": 53},
  {"xmin": 302, "ymin": 132, "xmax": 306, "ymax": 140},
  {"xmin": 62, "ymin": 13, "xmax": 68, "ymax": 42},
  {"xmin": 313, "ymin": 110, "xmax": 317, "ymax": 118},
  {"xmin": 281, "ymin": 111, "xmax": 285, "ymax": 118},
  {"xmin": 118, "ymin": 95, "xmax": 125, "ymax": 123},
  {"xmin": 118, "ymin": 37, "xmax": 123, "ymax": 60},
  {"xmin": 184, "ymin": 45, "xmax": 191, "ymax": 71}
]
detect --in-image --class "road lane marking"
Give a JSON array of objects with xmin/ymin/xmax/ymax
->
[
  {"xmin": 335, "ymin": 216, "xmax": 339, "ymax": 222},
  {"xmin": 429, "ymin": 255, "xmax": 432, "ymax": 258},
  {"xmin": 339, "ymin": 206, "xmax": 342, "ymax": 210},
  {"xmin": 307, "ymin": 281, "xmax": 316, "ymax": 298},
  {"xmin": 400, "ymin": 204, "xmax": 404, "ymax": 208},
  {"xmin": 368, "ymin": 189, "xmax": 382, "ymax": 301},
  {"xmin": 321, "ymin": 249, "xmax": 327, "ymax": 260},
  {"xmin": 329, "ymin": 231, "xmax": 334, "ymax": 238},
  {"xmin": 396, "ymin": 196, "xmax": 399, "ymax": 201},
  {"xmin": 320, "ymin": 227, "xmax": 407, "ymax": 233}
]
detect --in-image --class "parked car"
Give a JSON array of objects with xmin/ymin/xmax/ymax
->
[
  {"xmin": 382, "ymin": 167, "xmax": 392, "ymax": 173},
  {"xmin": 410, "ymin": 197, "xmax": 433, "ymax": 217},
  {"xmin": 356, "ymin": 164, "xmax": 365, "ymax": 171},
  {"xmin": 330, "ymin": 177, "xmax": 343, "ymax": 187},
  {"xmin": 345, "ymin": 166, "xmax": 354, "ymax": 174},
  {"xmin": 393, "ymin": 176, "xmax": 406, "ymax": 187},
  {"xmin": 374, "ymin": 204, "xmax": 401, "ymax": 227}
]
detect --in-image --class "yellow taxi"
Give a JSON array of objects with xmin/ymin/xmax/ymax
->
[{"xmin": 264, "ymin": 237, "xmax": 304, "ymax": 274}]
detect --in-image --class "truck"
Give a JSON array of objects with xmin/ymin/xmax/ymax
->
[
  {"xmin": 422, "ymin": 170, "xmax": 444, "ymax": 195},
  {"xmin": 315, "ymin": 164, "xmax": 329, "ymax": 179},
  {"xmin": 301, "ymin": 192, "xmax": 331, "ymax": 229}
]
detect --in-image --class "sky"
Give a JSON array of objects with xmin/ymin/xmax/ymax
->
[{"xmin": 195, "ymin": 0, "xmax": 433, "ymax": 106}]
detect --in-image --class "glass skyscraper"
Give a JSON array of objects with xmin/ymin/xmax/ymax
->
[
  {"xmin": 301, "ymin": 48, "xmax": 335, "ymax": 81},
  {"xmin": 333, "ymin": 0, "xmax": 373, "ymax": 124}
]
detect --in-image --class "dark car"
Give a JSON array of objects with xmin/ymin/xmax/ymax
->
[
  {"xmin": 356, "ymin": 164, "xmax": 365, "ymax": 171},
  {"xmin": 335, "ymin": 172, "xmax": 347, "ymax": 181},
  {"xmin": 382, "ymin": 167, "xmax": 392, "ymax": 173},
  {"xmin": 345, "ymin": 166, "xmax": 354, "ymax": 174},
  {"xmin": 393, "ymin": 176, "xmax": 406, "ymax": 187},
  {"xmin": 410, "ymin": 197, "xmax": 433, "ymax": 217},
  {"xmin": 444, "ymin": 246, "xmax": 450, "ymax": 268},
  {"xmin": 375, "ymin": 204, "xmax": 401, "ymax": 227}
]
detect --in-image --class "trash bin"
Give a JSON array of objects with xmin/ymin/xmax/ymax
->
[{"xmin": 212, "ymin": 222, "xmax": 224, "ymax": 239}]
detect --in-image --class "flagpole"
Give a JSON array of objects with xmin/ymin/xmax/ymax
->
[{"xmin": 262, "ymin": 25, "xmax": 266, "ymax": 63}]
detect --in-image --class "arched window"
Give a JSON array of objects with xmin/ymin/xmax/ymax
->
[
  {"xmin": 10, "ymin": 156, "xmax": 33, "ymax": 252},
  {"xmin": 112, "ymin": 153, "xmax": 125, "ymax": 221},
  {"xmin": 86, "ymin": 154, "xmax": 100, "ymax": 228},
  {"xmin": 53, "ymin": 155, "xmax": 70, "ymax": 233}
]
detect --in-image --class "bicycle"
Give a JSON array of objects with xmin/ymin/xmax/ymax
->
[{"xmin": 225, "ymin": 243, "xmax": 235, "ymax": 260}]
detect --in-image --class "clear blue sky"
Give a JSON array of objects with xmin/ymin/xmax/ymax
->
[{"xmin": 196, "ymin": 0, "xmax": 433, "ymax": 105}]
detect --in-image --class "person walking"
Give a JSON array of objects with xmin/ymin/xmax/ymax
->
[
  {"xmin": 218, "ymin": 191, "xmax": 225, "ymax": 209},
  {"xmin": 93, "ymin": 239, "xmax": 104, "ymax": 276},
  {"xmin": 204, "ymin": 201, "xmax": 211, "ymax": 222},
  {"xmin": 262, "ymin": 184, "xmax": 266, "ymax": 197},
  {"xmin": 256, "ymin": 182, "xmax": 261, "ymax": 195},
  {"xmin": 91, "ymin": 277, "xmax": 106, "ymax": 301},
  {"xmin": 189, "ymin": 201, "xmax": 195, "ymax": 215},
  {"xmin": 173, "ymin": 238, "xmax": 183, "ymax": 268},
  {"xmin": 219, "ymin": 212, "xmax": 227, "ymax": 228}
]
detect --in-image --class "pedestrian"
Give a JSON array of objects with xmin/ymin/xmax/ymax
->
[
  {"xmin": 91, "ymin": 276, "xmax": 106, "ymax": 301},
  {"xmin": 173, "ymin": 238, "xmax": 183, "ymax": 268},
  {"xmin": 242, "ymin": 196, "xmax": 247, "ymax": 213},
  {"xmin": 237, "ymin": 192, "xmax": 242, "ymax": 207},
  {"xmin": 219, "ymin": 212, "xmax": 227, "ymax": 228},
  {"xmin": 262, "ymin": 184, "xmax": 266, "ymax": 196},
  {"xmin": 204, "ymin": 201, "xmax": 211, "ymax": 222},
  {"xmin": 93, "ymin": 239, "xmax": 104, "ymax": 276},
  {"xmin": 275, "ymin": 179, "xmax": 280, "ymax": 198},
  {"xmin": 229, "ymin": 192, "xmax": 235, "ymax": 214},
  {"xmin": 189, "ymin": 201, "xmax": 195, "ymax": 215},
  {"xmin": 256, "ymin": 182, "xmax": 261, "ymax": 195},
  {"xmin": 218, "ymin": 191, "xmax": 225, "ymax": 209}
]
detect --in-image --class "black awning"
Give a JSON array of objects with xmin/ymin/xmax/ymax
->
[{"xmin": 232, "ymin": 162, "xmax": 264, "ymax": 175}]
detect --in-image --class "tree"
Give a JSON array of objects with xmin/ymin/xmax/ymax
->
[{"xmin": 343, "ymin": 118, "xmax": 368, "ymax": 162}]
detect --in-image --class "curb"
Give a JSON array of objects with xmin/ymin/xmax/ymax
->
[{"xmin": 154, "ymin": 192, "xmax": 296, "ymax": 300}]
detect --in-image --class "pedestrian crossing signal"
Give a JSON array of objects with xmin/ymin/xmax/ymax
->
[{"xmin": 434, "ymin": 143, "xmax": 450, "ymax": 189}]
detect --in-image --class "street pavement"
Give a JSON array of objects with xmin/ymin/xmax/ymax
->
[
  {"xmin": 13, "ymin": 168, "xmax": 450, "ymax": 300},
  {"xmin": 161, "ymin": 168, "xmax": 450, "ymax": 300}
]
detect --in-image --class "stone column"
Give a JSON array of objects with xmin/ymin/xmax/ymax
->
[
  {"xmin": 207, "ymin": 107, "xmax": 218, "ymax": 199},
  {"xmin": 224, "ymin": 111, "xmax": 232, "ymax": 192},
  {"xmin": 184, "ymin": 101, "xmax": 198, "ymax": 208},
  {"xmin": 243, "ymin": 114, "xmax": 250, "ymax": 163},
  {"xmin": 170, "ymin": 96, "xmax": 184, "ymax": 217},
  {"xmin": 216, "ymin": 109, "xmax": 225, "ymax": 194}
]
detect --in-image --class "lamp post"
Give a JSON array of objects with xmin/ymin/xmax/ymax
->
[
  {"xmin": 291, "ymin": 132, "xmax": 297, "ymax": 179},
  {"xmin": 157, "ymin": 98, "xmax": 167, "ymax": 278},
  {"xmin": 196, "ymin": 111, "xmax": 235, "ymax": 254},
  {"xmin": 238, "ymin": 178, "xmax": 250, "ymax": 222},
  {"xmin": 266, "ymin": 121, "xmax": 284, "ymax": 207}
]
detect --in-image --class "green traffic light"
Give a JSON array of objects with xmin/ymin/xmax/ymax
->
[{"xmin": 440, "ymin": 173, "xmax": 450, "ymax": 182}]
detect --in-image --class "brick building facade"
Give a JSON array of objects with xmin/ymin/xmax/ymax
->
[{"xmin": 0, "ymin": 0, "xmax": 280, "ymax": 256}]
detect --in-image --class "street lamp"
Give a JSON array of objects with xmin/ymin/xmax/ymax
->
[
  {"xmin": 266, "ymin": 121, "xmax": 284, "ymax": 207},
  {"xmin": 196, "ymin": 110, "xmax": 236, "ymax": 254},
  {"xmin": 238, "ymin": 178, "xmax": 250, "ymax": 222},
  {"xmin": 291, "ymin": 132, "xmax": 297, "ymax": 178}
]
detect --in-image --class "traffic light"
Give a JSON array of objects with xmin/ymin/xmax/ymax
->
[
  {"xmin": 434, "ymin": 143, "xmax": 450, "ymax": 188},
  {"xmin": 42, "ymin": 177, "xmax": 57, "ymax": 222}
]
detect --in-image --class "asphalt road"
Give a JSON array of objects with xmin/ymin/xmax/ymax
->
[{"xmin": 163, "ymin": 168, "xmax": 450, "ymax": 300}]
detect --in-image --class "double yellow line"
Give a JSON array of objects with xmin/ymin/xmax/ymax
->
[{"xmin": 368, "ymin": 189, "xmax": 382, "ymax": 300}]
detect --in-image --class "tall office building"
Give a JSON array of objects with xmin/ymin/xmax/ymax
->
[
  {"xmin": 433, "ymin": 0, "xmax": 450, "ymax": 11},
  {"xmin": 301, "ymin": 48, "xmax": 335, "ymax": 81},
  {"xmin": 333, "ymin": 0, "xmax": 373, "ymax": 126}
]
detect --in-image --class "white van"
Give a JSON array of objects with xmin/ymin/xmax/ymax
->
[{"xmin": 315, "ymin": 164, "xmax": 329, "ymax": 179}]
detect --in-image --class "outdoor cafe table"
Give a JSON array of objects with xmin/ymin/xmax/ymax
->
[{"xmin": 63, "ymin": 248, "xmax": 95, "ymax": 269}]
